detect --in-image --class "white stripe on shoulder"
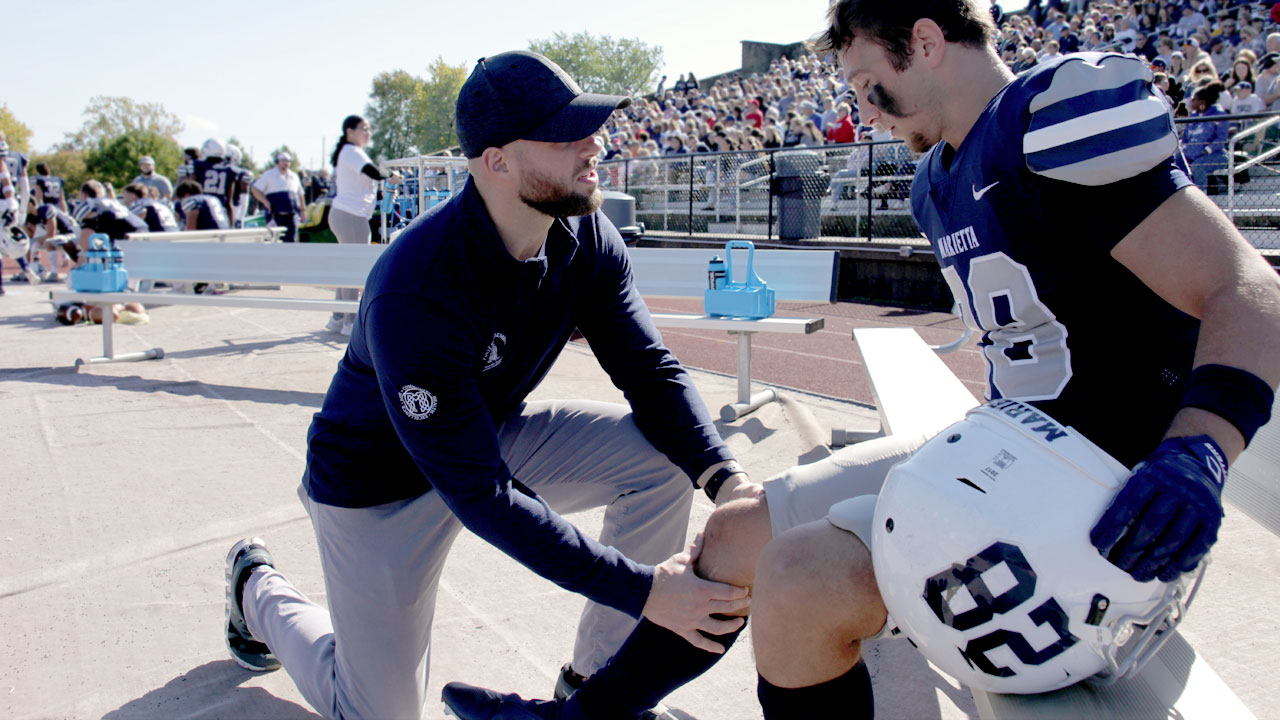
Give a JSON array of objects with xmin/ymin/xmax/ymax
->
[
  {"xmin": 1033, "ymin": 135, "xmax": 1181, "ymax": 186},
  {"xmin": 1024, "ymin": 96, "xmax": 1170, "ymax": 154}
]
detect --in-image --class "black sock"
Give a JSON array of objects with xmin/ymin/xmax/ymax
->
[
  {"xmin": 568, "ymin": 616, "xmax": 746, "ymax": 718},
  {"xmin": 757, "ymin": 661, "xmax": 873, "ymax": 720}
]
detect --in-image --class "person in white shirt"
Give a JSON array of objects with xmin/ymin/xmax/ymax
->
[
  {"xmin": 326, "ymin": 115, "xmax": 402, "ymax": 336},
  {"xmin": 1228, "ymin": 80, "xmax": 1265, "ymax": 114},
  {"xmin": 251, "ymin": 153, "xmax": 306, "ymax": 243}
]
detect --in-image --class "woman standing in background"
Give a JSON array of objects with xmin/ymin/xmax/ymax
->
[{"xmin": 327, "ymin": 114, "xmax": 402, "ymax": 336}]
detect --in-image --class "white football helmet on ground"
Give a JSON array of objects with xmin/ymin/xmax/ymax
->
[{"xmin": 872, "ymin": 398, "xmax": 1204, "ymax": 694}]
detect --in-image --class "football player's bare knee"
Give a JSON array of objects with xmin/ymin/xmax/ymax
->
[
  {"xmin": 752, "ymin": 521, "xmax": 885, "ymax": 681},
  {"xmin": 694, "ymin": 495, "xmax": 772, "ymax": 591}
]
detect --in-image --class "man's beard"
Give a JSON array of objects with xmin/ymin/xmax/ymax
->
[{"xmin": 518, "ymin": 166, "xmax": 602, "ymax": 218}]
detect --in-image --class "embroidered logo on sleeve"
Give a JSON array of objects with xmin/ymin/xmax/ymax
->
[
  {"xmin": 398, "ymin": 384, "xmax": 438, "ymax": 420},
  {"xmin": 483, "ymin": 332, "xmax": 507, "ymax": 372}
]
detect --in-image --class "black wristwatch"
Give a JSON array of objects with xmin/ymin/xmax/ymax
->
[{"xmin": 703, "ymin": 462, "xmax": 744, "ymax": 502}]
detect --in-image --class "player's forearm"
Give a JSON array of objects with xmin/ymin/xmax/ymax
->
[{"xmin": 1168, "ymin": 262, "xmax": 1280, "ymax": 459}]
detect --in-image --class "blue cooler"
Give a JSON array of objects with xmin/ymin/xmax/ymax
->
[
  {"xmin": 704, "ymin": 240, "xmax": 775, "ymax": 319},
  {"xmin": 69, "ymin": 234, "xmax": 129, "ymax": 293}
]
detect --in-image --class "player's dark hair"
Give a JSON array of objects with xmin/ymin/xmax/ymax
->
[
  {"xmin": 80, "ymin": 180, "xmax": 104, "ymax": 198},
  {"xmin": 184, "ymin": 147, "xmax": 200, "ymax": 161},
  {"xmin": 123, "ymin": 183, "xmax": 147, "ymax": 199},
  {"xmin": 36, "ymin": 162, "xmax": 50, "ymax": 175},
  {"xmin": 331, "ymin": 115, "xmax": 366, "ymax": 168},
  {"xmin": 810, "ymin": 0, "xmax": 996, "ymax": 71},
  {"xmin": 174, "ymin": 179, "xmax": 202, "ymax": 199}
]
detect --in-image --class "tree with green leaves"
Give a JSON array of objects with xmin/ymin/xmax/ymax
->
[
  {"xmin": 528, "ymin": 32, "xmax": 663, "ymax": 96},
  {"xmin": 414, "ymin": 57, "xmax": 468, "ymax": 155},
  {"xmin": 0, "ymin": 104, "xmax": 33, "ymax": 153},
  {"xmin": 84, "ymin": 130, "xmax": 183, "ymax": 191},
  {"xmin": 366, "ymin": 70, "xmax": 426, "ymax": 162},
  {"xmin": 60, "ymin": 96, "xmax": 184, "ymax": 152}
]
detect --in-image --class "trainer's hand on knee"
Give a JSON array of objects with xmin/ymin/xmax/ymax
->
[{"xmin": 642, "ymin": 549, "xmax": 749, "ymax": 653}]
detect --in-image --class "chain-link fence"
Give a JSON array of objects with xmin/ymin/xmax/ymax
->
[{"xmin": 600, "ymin": 114, "xmax": 1280, "ymax": 250}]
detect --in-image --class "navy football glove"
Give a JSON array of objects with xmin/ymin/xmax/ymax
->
[{"xmin": 1090, "ymin": 435, "xmax": 1227, "ymax": 583}]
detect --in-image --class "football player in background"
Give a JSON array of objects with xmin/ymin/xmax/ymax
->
[
  {"xmin": 24, "ymin": 202, "xmax": 82, "ymax": 281},
  {"xmin": 173, "ymin": 179, "xmax": 230, "ymax": 231},
  {"xmin": 32, "ymin": 162, "xmax": 68, "ymax": 212},
  {"xmin": 124, "ymin": 183, "xmax": 179, "ymax": 233},
  {"xmin": 192, "ymin": 139, "xmax": 238, "ymax": 226},
  {"xmin": 441, "ymin": 1, "xmax": 1280, "ymax": 718},
  {"xmin": 225, "ymin": 145, "xmax": 254, "ymax": 228}
]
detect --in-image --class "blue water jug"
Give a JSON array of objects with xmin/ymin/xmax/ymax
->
[
  {"xmin": 69, "ymin": 234, "xmax": 129, "ymax": 292},
  {"xmin": 704, "ymin": 241, "xmax": 775, "ymax": 319}
]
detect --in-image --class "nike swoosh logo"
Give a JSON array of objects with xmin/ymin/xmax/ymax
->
[{"xmin": 972, "ymin": 181, "xmax": 1000, "ymax": 201}]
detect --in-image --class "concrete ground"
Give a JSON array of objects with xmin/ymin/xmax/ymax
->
[{"xmin": 1, "ymin": 281, "xmax": 1277, "ymax": 720}]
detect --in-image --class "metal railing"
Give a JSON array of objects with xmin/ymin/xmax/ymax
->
[{"xmin": 599, "ymin": 115, "xmax": 1280, "ymax": 250}]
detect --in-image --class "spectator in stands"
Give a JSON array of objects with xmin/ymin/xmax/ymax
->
[
  {"xmin": 1156, "ymin": 37, "xmax": 1176, "ymax": 67},
  {"xmin": 1180, "ymin": 2, "xmax": 1209, "ymax": 35},
  {"xmin": 783, "ymin": 115, "xmax": 805, "ymax": 146},
  {"xmin": 1182, "ymin": 36, "xmax": 1205, "ymax": 67},
  {"xmin": 124, "ymin": 183, "xmax": 178, "ymax": 232},
  {"xmin": 130, "ymin": 156, "xmax": 173, "ymax": 201},
  {"xmin": 1208, "ymin": 37, "xmax": 1234, "ymax": 76},
  {"xmin": 1013, "ymin": 46, "xmax": 1039, "ymax": 72},
  {"xmin": 1259, "ymin": 52, "xmax": 1280, "ymax": 110},
  {"xmin": 327, "ymin": 114, "xmax": 403, "ymax": 336},
  {"xmin": 825, "ymin": 102, "xmax": 856, "ymax": 144},
  {"xmin": 173, "ymin": 179, "xmax": 230, "ymax": 231},
  {"xmin": 762, "ymin": 125, "xmax": 784, "ymax": 148},
  {"xmin": 1228, "ymin": 80, "xmax": 1264, "ymax": 114},
  {"xmin": 252, "ymin": 153, "xmax": 306, "ymax": 243},
  {"xmin": 1189, "ymin": 58, "xmax": 1220, "ymax": 87},
  {"xmin": 1040, "ymin": 38, "xmax": 1063, "ymax": 61},
  {"xmin": 1170, "ymin": 51, "xmax": 1188, "ymax": 84},
  {"xmin": 1228, "ymin": 57, "xmax": 1257, "ymax": 90},
  {"xmin": 1182, "ymin": 82, "xmax": 1230, "ymax": 187},
  {"xmin": 744, "ymin": 99, "xmax": 764, "ymax": 129},
  {"xmin": 798, "ymin": 119, "xmax": 825, "ymax": 146},
  {"xmin": 1134, "ymin": 31, "xmax": 1158, "ymax": 61}
]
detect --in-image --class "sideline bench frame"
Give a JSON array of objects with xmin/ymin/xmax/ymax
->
[{"xmin": 52, "ymin": 242, "xmax": 838, "ymax": 421}]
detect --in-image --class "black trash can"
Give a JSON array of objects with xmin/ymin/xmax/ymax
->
[
  {"xmin": 601, "ymin": 190, "xmax": 644, "ymax": 244},
  {"xmin": 772, "ymin": 151, "xmax": 826, "ymax": 239}
]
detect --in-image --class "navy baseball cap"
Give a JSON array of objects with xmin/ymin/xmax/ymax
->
[{"xmin": 455, "ymin": 51, "xmax": 632, "ymax": 159}]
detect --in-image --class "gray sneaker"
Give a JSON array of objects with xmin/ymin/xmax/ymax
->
[
  {"xmin": 553, "ymin": 663, "xmax": 677, "ymax": 720},
  {"xmin": 224, "ymin": 537, "xmax": 281, "ymax": 672}
]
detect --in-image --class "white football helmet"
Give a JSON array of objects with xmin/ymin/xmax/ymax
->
[
  {"xmin": 0, "ymin": 202, "xmax": 30, "ymax": 259},
  {"xmin": 226, "ymin": 145, "xmax": 243, "ymax": 165},
  {"xmin": 872, "ymin": 398, "xmax": 1204, "ymax": 694},
  {"xmin": 201, "ymin": 138, "xmax": 226, "ymax": 159}
]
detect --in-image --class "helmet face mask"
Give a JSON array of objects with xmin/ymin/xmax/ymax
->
[{"xmin": 871, "ymin": 399, "xmax": 1203, "ymax": 694}]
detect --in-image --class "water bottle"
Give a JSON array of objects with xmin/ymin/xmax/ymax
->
[{"xmin": 707, "ymin": 255, "xmax": 726, "ymax": 290}]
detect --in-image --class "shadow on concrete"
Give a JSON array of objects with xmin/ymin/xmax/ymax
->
[
  {"xmin": 865, "ymin": 639, "xmax": 979, "ymax": 719},
  {"xmin": 157, "ymin": 333, "xmax": 343, "ymax": 361},
  {"xmin": 5, "ymin": 369, "xmax": 326, "ymax": 408},
  {"xmin": 103, "ymin": 660, "xmax": 320, "ymax": 720},
  {"xmin": 0, "ymin": 310, "xmax": 59, "ymax": 330},
  {"xmin": 717, "ymin": 415, "xmax": 777, "ymax": 445}
]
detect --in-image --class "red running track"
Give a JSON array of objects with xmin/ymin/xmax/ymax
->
[{"xmin": 617, "ymin": 297, "xmax": 989, "ymax": 408}]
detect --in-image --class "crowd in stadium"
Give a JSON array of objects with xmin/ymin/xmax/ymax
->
[{"xmin": 599, "ymin": 0, "xmax": 1280, "ymax": 186}]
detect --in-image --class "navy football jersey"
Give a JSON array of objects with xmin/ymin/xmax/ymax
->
[
  {"xmin": 910, "ymin": 53, "xmax": 1198, "ymax": 466},
  {"xmin": 179, "ymin": 194, "xmax": 230, "ymax": 230},
  {"xmin": 76, "ymin": 198, "xmax": 148, "ymax": 240},
  {"xmin": 35, "ymin": 175, "xmax": 64, "ymax": 205},
  {"xmin": 129, "ymin": 198, "xmax": 179, "ymax": 232},
  {"xmin": 2, "ymin": 150, "xmax": 27, "ymax": 185},
  {"xmin": 193, "ymin": 159, "xmax": 234, "ymax": 210},
  {"xmin": 35, "ymin": 204, "xmax": 79, "ymax": 236}
]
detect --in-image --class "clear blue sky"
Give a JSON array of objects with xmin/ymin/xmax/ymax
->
[{"xmin": 7, "ymin": 0, "xmax": 1026, "ymax": 169}]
